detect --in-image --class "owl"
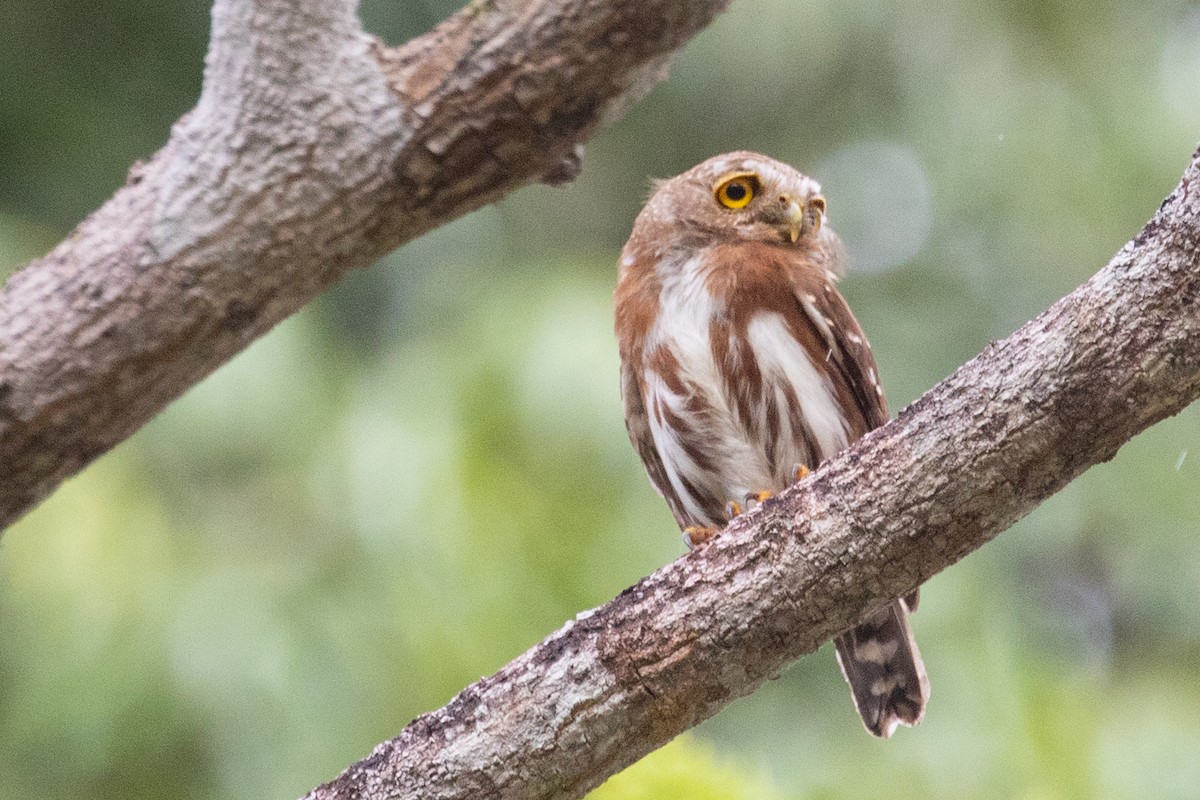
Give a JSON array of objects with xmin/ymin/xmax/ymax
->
[{"xmin": 614, "ymin": 152, "xmax": 929, "ymax": 737}]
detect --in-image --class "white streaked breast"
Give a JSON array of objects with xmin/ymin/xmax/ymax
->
[{"xmin": 642, "ymin": 254, "xmax": 770, "ymax": 524}]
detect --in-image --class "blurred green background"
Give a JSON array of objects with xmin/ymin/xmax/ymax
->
[{"xmin": 3, "ymin": 1, "xmax": 1200, "ymax": 798}]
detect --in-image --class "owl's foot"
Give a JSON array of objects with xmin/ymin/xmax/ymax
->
[
  {"xmin": 684, "ymin": 499, "xmax": 744, "ymax": 549},
  {"xmin": 683, "ymin": 526, "xmax": 720, "ymax": 549},
  {"xmin": 792, "ymin": 464, "xmax": 811, "ymax": 483},
  {"xmin": 743, "ymin": 490, "xmax": 772, "ymax": 510}
]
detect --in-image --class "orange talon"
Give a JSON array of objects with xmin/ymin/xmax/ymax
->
[
  {"xmin": 683, "ymin": 526, "xmax": 719, "ymax": 549},
  {"xmin": 725, "ymin": 500, "xmax": 744, "ymax": 519},
  {"xmin": 744, "ymin": 490, "xmax": 772, "ymax": 509},
  {"xmin": 792, "ymin": 464, "xmax": 812, "ymax": 483}
]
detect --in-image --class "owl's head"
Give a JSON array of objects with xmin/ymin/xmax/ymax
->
[{"xmin": 639, "ymin": 151, "xmax": 830, "ymax": 247}]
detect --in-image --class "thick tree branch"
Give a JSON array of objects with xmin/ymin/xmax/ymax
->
[
  {"xmin": 301, "ymin": 151, "xmax": 1200, "ymax": 799},
  {"xmin": 0, "ymin": 0, "xmax": 731, "ymax": 528},
  {"xmin": 7, "ymin": 0, "xmax": 1200, "ymax": 795}
]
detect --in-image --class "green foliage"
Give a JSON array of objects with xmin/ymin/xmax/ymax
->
[
  {"xmin": 588, "ymin": 736, "xmax": 782, "ymax": 800},
  {"xmin": 4, "ymin": 0, "xmax": 1200, "ymax": 799}
]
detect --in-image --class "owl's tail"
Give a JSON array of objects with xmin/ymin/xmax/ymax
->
[{"xmin": 834, "ymin": 594, "xmax": 929, "ymax": 738}]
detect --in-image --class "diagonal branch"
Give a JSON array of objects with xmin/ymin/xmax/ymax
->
[
  {"xmin": 0, "ymin": 0, "xmax": 732, "ymax": 529},
  {"xmin": 6, "ymin": 0, "xmax": 1200, "ymax": 795},
  {"xmin": 302, "ymin": 150, "xmax": 1200, "ymax": 799}
]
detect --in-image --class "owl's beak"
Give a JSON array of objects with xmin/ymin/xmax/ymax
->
[
  {"xmin": 784, "ymin": 199, "xmax": 806, "ymax": 243},
  {"xmin": 780, "ymin": 195, "xmax": 826, "ymax": 242},
  {"xmin": 776, "ymin": 194, "xmax": 824, "ymax": 242}
]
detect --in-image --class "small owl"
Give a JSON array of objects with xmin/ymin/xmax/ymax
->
[{"xmin": 614, "ymin": 152, "xmax": 929, "ymax": 737}]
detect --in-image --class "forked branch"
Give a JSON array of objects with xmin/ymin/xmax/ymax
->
[
  {"xmin": 0, "ymin": 0, "xmax": 732, "ymax": 527},
  {"xmin": 3, "ymin": 0, "xmax": 1199, "ymax": 797}
]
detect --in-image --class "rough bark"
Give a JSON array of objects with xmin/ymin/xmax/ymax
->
[
  {"xmin": 0, "ymin": 0, "xmax": 732, "ymax": 528},
  {"xmin": 300, "ymin": 151, "xmax": 1200, "ymax": 799},
  {"xmin": 6, "ymin": 0, "xmax": 1200, "ymax": 796}
]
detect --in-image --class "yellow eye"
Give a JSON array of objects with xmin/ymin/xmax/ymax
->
[{"xmin": 714, "ymin": 173, "xmax": 759, "ymax": 209}]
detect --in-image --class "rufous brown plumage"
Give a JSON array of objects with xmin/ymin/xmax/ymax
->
[{"xmin": 614, "ymin": 151, "xmax": 929, "ymax": 737}]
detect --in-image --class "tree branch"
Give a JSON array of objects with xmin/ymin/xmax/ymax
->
[
  {"xmin": 0, "ymin": 0, "xmax": 731, "ymax": 528},
  {"xmin": 300, "ymin": 150, "xmax": 1200, "ymax": 799},
  {"xmin": 7, "ymin": 0, "xmax": 1200, "ymax": 796}
]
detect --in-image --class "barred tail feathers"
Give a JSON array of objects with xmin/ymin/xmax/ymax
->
[{"xmin": 834, "ymin": 597, "xmax": 929, "ymax": 738}]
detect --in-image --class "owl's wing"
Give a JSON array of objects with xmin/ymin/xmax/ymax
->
[
  {"xmin": 790, "ymin": 269, "xmax": 890, "ymax": 436},
  {"xmin": 801, "ymin": 287, "xmax": 919, "ymax": 606},
  {"xmin": 791, "ymin": 268, "xmax": 928, "ymax": 733},
  {"xmin": 620, "ymin": 357, "xmax": 690, "ymax": 528}
]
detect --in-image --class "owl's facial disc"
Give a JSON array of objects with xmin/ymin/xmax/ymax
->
[
  {"xmin": 710, "ymin": 166, "xmax": 826, "ymax": 244},
  {"xmin": 805, "ymin": 194, "xmax": 826, "ymax": 238}
]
